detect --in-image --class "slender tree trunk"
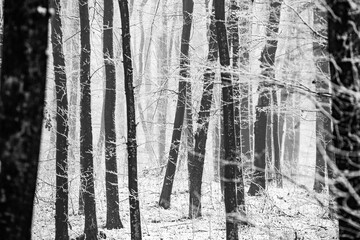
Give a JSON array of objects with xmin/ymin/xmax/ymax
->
[
  {"xmin": 215, "ymin": 0, "xmax": 240, "ymax": 239},
  {"xmin": 328, "ymin": 2, "xmax": 360, "ymax": 239},
  {"xmin": 313, "ymin": 2, "xmax": 332, "ymax": 193},
  {"xmin": 79, "ymin": 0, "xmax": 98, "ymax": 239},
  {"xmin": 0, "ymin": 0, "xmax": 49, "ymax": 239},
  {"xmin": 51, "ymin": 0, "xmax": 69, "ymax": 239},
  {"xmin": 159, "ymin": 0, "xmax": 194, "ymax": 209},
  {"xmin": 188, "ymin": 1, "xmax": 218, "ymax": 218},
  {"xmin": 272, "ymin": 90, "xmax": 282, "ymax": 187},
  {"xmin": 118, "ymin": 0, "xmax": 142, "ymax": 239},
  {"xmin": 104, "ymin": 0, "xmax": 123, "ymax": 229},
  {"xmin": 248, "ymin": 0, "xmax": 282, "ymax": 196},
  {"xmin": 228, "ymin": 0, "xmax": 246, "ymax": 210}
]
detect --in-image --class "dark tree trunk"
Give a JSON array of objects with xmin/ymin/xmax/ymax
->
[
  {"xmin": 327, "ymin": 1, "xmax": 360, "ymax": 239},
  {"xmin": 118, "ymin": 0, "xmax": 142, "ymax": 239},
  {"xmin": 188, "ymin": 1, "xmax": 218, "ymax": 218},
  {"xmin": 215, "ymin": 0, "xmax": 240, "ymax": 239},
  {"xmin": 159, "ymin": 0, "xmax": 194, "ymax": 209},
  {"xmin": 0, "ymin": 1, "xmax": 49, "ymax": 239},
  {"xmin": 103, "ymin": 0, "xmax": 123, "ymax": 229},
  {"xmin": 248, "ymin": 0, "xmax": 282, "ymax": 196},
  {"xmin": 79, "ymin": 0, "xmax": 98, "ymax": 239},
  {"xmin": 51, "ymin": 0, "xmax": 69, "ymax": 239},
  {"xmin": 228, "ymin": 0, "xmax": 246, "ymax": 209},
  {"xmin": 313, "ymin": 3, "xmax": 333, "ymax": 193}
]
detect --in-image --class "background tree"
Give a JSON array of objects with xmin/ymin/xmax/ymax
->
[
  {"xmin": 0, "ymin": 0, "xmax": 49, "ymax": 239},
  {"xmin": 159, "ymin": 0, "xmax": 194, "ymax": 209},
  {"xmin": 79, "ymin": 0, "xmax": 98, "ymax": 238},
  {"xmin": 188, "ymin": 0, "xmax": 218, "ymax": 218},
  {"xmin": 103, "ymin": 0, "xmax": 123, "ymax": 230},
  {"xmin": 51, "ymin": 0, "xmax": 69, "ymax": 239},
  {"xmin": 328, "ymin": 1, "xmax": 360, "ymax": 238},
  {"xmin": 248, "ymin": 0, "xmax": 282, "ymax": 196},
  {"xmin": 118, "ymin": 0, "xmax": 142, "ymax": 239}
]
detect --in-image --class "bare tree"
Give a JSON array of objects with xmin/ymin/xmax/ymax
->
[{"xmin": 118, "ymin": 0, "xmax": 142, "ymax": 238}]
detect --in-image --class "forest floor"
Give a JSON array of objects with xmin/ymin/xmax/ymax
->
[{"xmin": 32, "ymin": 168, "xmax": 338, "ymax": 240}]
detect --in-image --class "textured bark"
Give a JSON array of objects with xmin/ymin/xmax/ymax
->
[
  {"xmin": 313, "ymin": 3, "xmax": 333, "ymax": 193},
  {"xmin": 327, "ymin": 1, "xmax": 360, "ymax": 239},
  {"xmin": 159, "ymin": 0, "xmax": 194, "ymax": 209},
  {"xmin": 188, "ymin": 1, "xmax": 218, "ymax": 218},
  {"xmin": 0, "ymin": 1, "xmax": 49, "ymax": 239},
  {"xmin": 215, "ymin": 0, "xmax": 239, "ymax": 239},
  {"xmin": 248, "ymin": 0, "xmax": 282, "ymax": 196},
  {"xmin": 103, "ymin": 0, "xmax": 123, "ymax": 229},
  {"xmin": 118, "ymin": 0, "xmax": 142, "ymax": 239},
  {"xmin": 79, "ymin": 0, "xmax": 98, "ymax": 238},
  {"xmin": 51, "ymin": 0, "xmax": 69, "ymax": 239}
]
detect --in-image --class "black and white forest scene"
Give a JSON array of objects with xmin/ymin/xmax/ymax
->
[{"xmin": 1, "ymin": 0, "xmax": 360, "ymax": 239}]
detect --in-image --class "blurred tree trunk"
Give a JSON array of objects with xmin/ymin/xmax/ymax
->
[
  {"xmin": 51, "ymin": 0, "xmax": 69, "ymax": 239},
  {"xmin": 328, "ymin": 1, "xmax": 360, "ymax": 238},
  {"xmin": 215, "ymin": 0, "xmax": 240, "ymax": 239},
  {"xmin": 248, "ymin": 0, "xmax": 282, "ymax": 196},
  {"xmin": 79, "ymin": 0, "xmax": 98, "ymax": 238},
  {"xmin": 118, "ymin": 0, "xmax": 142, "ymax": 239},
  {"xmin": 188, "ymin": 0, "xmax": 218, "ymax": 218},
  {"xmin": 103, "ymin": 0, "xmax": 123, "ymax": 229},
  {"xmin": 0, "ymin": 0, "xmax": 49, "ymax": 239},
  {"xmin": 313, "ymin": 2, "xmax": 332, "ymax": 193},
  {"xmin": 159, "ymin": 0, "xmax": 194, "ymax": 209}
]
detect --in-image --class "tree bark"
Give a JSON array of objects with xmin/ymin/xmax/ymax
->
[
  {"xmin": 188, "ymin": 0, "xmax": 218, "ymax": 218},
  {"xmin": 159, "ymin": 0, "xmax": 194, "ymax": 209},
  {"xmin": 248, "ymin": 0, "xmax": 282, "ymax": 196},
  {"xmin": 327, "ymin": 1, "xmax": 360, "ymax": 239},
  {"xmin": 215, "ymin": 0, "xmax": 240, "ymax": 239},
  {"xmin": 79, "ymin": 0, "xmax": 98, "ymax": 238},
  {"xmin": 51, "ymin": 0, "xmax": 69, "ymax": 239},
  {"xmin": 104, "ymin": 0, "xmax": 123, "ymax": 229},
  {"xmin": 0, "ymin": 1, "xmax": 49, "ymax": 239},
  {"xmin": 118, "ymin": 0, "xmax": 142, "ymax": 239}
]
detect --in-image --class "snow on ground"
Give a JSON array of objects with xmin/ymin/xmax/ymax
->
[{"xmin": 32, "ymin": 168, "xmax": 338, "ymax": 240}]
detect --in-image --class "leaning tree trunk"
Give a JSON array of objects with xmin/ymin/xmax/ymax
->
[
  {"xmin": 248, "ymin": 0, "xmax": 282, "ymax": 196},
  {"xmin": 327, "ymin": 1, "xmax": 360, "ymax": 239},
  {"xmin": 51, "ymin": 0, "xmax": 69, "ymax": 239},
  {"xmin": 313, "ymin": 2, "xmax": 332, "ymax": 193},
  {"xmin": 188, "ymin": 0, "xmax": 218, "ymax": 218},
  {"xmin": 103, "ymin": 0, "xmax": 123, "ymax": 229},
  {"xmin": 0, "ymin": 0, "xmax": 49, "ymax": 239},
  {"xmin": 159, "ymin": 0, "xmax": 194, "ymax": 209},
  {"xmin": 79, "ymin": 0, "xmax": 98, "ymax": 239},
  {"xmin": 215, "ymin": 0, "xmax": 241, "ymax": 239},
  {"xmin": 118, "ymin": 0, "xmax": 142, "ymax": 239}
]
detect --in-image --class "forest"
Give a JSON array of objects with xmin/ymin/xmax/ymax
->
[{"xmin": 0, "ymin": 0, "xmax": 359, "ymax": 239}]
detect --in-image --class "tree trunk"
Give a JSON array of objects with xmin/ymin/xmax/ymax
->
[
  {"xmin": 215, "ymin": 0, "xmax": 240, "ymax": 239},
  {"xmin": 104, "ymin": 0, "xmax": 123, "ymax": 229},
  {"xmin": 159, "ymin": 0, "xmax": 194, "ymax": 209},
  {"xmin": 248, "ymin": 0, "xmax": 282, "ymax": 196},
  {"xmin": 272, "ymin": 90, "xmax": 282, "ymax": 187},
  {"xmin": 313, "ymin": 2, "xmax": 332, "ymax": 193},
  {"xmin": 51, "ymin": 0, "xmax": 69, "ymax": 239},
  {"xmin": 79, "ymin": 0, "xmax": 98, "ymax": 239},
  {"xmin": 0, "ymin": 1, "xmax": 49, "ymax": 239},
  {"xmin": 118, "ymin": 0, "xmax": 142, "ymax": 239},
  {"xmin": 328, "ymin": 2, "xmax": 360, "ymax": 239},
  {"xmin": 188, "ymin": 0, "xmax": 218, "ymax": 218}
]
